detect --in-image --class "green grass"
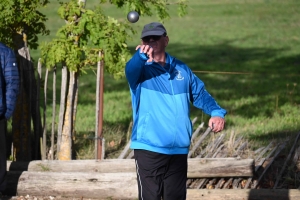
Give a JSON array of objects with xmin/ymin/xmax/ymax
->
[{"xmin": 28, "ymin": 0, "xmax": 300, "ymax": 158}]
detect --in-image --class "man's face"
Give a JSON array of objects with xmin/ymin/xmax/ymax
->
[{"xmin": 141, "ymin": 34, "xmax": 169, "ymax": 54}]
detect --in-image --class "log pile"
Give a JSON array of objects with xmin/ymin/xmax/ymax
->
[
  {"xmin": 3, "ymin": 117, "xmax": 300, "ymax": 199},
  {"xmin": 5, "ymin": 158, "xmax": 254, "ymax": 198}
]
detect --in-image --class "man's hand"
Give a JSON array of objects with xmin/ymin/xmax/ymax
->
[
  {"xmin": 136, "ymin": 45, "xmax": 153, "ymax": 62},
  {"xmin": 209, "ymin": 116, "xmax": 225, "ymax": 132}
]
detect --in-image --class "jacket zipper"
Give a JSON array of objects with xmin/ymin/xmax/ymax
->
[{"xmin": 168, "ymin": 70, "xmax": 177, "ymax": 148}]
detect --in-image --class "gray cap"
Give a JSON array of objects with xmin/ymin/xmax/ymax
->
[{"xmin": 141, "ymin": 22, "xmax": 167, "ymax": 39}]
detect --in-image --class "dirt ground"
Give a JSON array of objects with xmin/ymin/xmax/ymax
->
[{"xmin": 1, "ymin": 195, "xmax": 109, "ymax": 200}]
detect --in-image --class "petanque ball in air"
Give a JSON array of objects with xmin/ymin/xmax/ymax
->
[{"xmin": 127, "ymin": 11, "xmax": 139, "ymax": 23}]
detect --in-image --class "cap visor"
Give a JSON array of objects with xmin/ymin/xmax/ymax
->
[{"xmin": 141, "ymin": 31, "xmax": 165, "ymax": 39}]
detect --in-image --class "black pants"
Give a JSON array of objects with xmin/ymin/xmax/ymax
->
[
  {"xmin": 134, "ymin": 149, "xmax": 187, "ymax": 200},
  {"xmin": 0, "ymin": 118, "xmax": 7, "ymax": 192}
]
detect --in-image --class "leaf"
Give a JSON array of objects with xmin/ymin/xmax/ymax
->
[
  {"xmin": 0, "ymin": 0, "xmax": 50, "ymax": 49},
  {"xmin": 40, "ymin": 0, "xmax": 187, "ymax": 77}
]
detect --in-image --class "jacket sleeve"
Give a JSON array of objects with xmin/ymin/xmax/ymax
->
[
  {"xmin": 4, "ymin": 48, "xmax": 19, "ymax": 119},
  {"xmin": 190, "ymin": 73, "xmax": 227, "ymax": 118},
  {"xmin": 125, "ymin": 49, "xmax": 149, "ymax": 90}
]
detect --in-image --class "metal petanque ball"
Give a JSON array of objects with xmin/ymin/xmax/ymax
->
[{"xmin": 127, "ymin": 11, "xmax": 139, "ymax": 23}]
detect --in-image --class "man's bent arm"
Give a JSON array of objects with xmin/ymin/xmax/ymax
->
[{"xmin": 125, "ymin": 50, "xmax": 148, "ymax": 90}]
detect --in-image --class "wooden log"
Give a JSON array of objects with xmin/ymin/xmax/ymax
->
[
  {"xmin": 117, "ymin": 141, "xmax": 131, "ymax": 159},
  {"xmin": 204, "ymin": 133, "xmax": 226, "ymax": 158},
  {"xmin": 7, "ymin": 158, "xmax": 254, "ymax": 178},
  {"xmin": 188, "ymin": 127, "xmax": 211, "ymax": 158},
  {"xmin": 187, "ymin": 189, "xmax": 300, "ymax": 200},
  {"xmin": 4, "ymin": 171, "xmax": 300, "ymax": 200},
  {"xmin": 253, "ymin": 143, "xmax": 285, "ymax": 188},
  {"xmin": 195, "ymin": 134, "xmax": 226, "ymax": 189},
  {"xmin": 191, "ymin": 117, "xmax": 198, "ymax": 125},
  {"xmin": 5, "ymin": 171, "xmax": 138, "ymax": 198},
  {"xmin": 187, "ymin": 158, "xmax": 254, "ymax": 178},
  {"xmin": 126, "ymin": 150, "xmax": 134, "ymax": 159},
  {"xmin": 274, "ymin": 132, "xmax": 300, "ymax": 188},
  {"xmin": 191, "ymin": 122, "xmax": 204, "ymax": 142},
  {"xmin": 244, "ymin": 141, "xmax": 275, "ymax": 189}
]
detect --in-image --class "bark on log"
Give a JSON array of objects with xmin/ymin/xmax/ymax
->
[
  {"xmin": 7, "ymin": 158, "xmax": 254, "ymax": 178},
  {"xmin": 5, "ymin": 171, "xmax": 137, "ymax": 198},
  {"xmin": 4, "ymin": 171, "xmax": 300, "ymax": 200},
  {"xmin": 187, "ymin": 189, "xmax": 300, "ymax": 200}
]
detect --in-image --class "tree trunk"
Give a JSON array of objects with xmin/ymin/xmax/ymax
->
[
  {"xmin": 71, "ymin": 72, "xmax": 79, "ymax": 159},
  {"xmin": 42, "ymin": 69, "xmax": 49, "ymax": 160},
  {"xmin": 36, "ymin": 59, "xmax": 43, "ymax": 160},
  {"xmin": 50, "ymin": 67, "xmax": 57, "ymax": 160},
  {"xmin": 58, "ymin": 71, "xmax": 75, "ymax": 160},
  {"xmin": 57, "ymin": 0, "xmax": 86, "ymax": 160},
  {"xmin": 56, "ymin": 66, "xmax": 68, "ymax": 157}
]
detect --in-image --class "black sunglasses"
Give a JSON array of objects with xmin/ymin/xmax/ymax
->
[{"xmin": 142, "ymin": 33, "xmax": 166, "ymax": 43}]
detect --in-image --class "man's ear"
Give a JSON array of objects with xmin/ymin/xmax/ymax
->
[{"xmin": 164, "ymin": 36, "xmax": 169, "ymax": 47}]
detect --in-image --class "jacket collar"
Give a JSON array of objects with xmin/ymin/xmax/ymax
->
[{"xmin": 165, "ymin": 52, "xmax": 176, "ymax": 72}]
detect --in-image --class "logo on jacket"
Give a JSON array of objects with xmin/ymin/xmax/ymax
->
[{"xmin": 175, "ymin": 70, "xmax": 184, "ymax": 80}]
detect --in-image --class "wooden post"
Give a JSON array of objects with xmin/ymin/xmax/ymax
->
[
  {"xmin": 96, "ymin": 51, "xmax": 104, "ymax": 160},
  {"xmin": 42, "ymin": 69, "xmax": 48, "ymax": 160},
  {"xmin": 50, "ymin": 67, "xmax": 57, "ymax": 160}
]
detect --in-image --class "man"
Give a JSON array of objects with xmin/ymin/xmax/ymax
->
[
  {"xmin": 125, "ymin": 22, "xmax": 226, "ymax": 200},
  {"xmin": 0, "ymin": 42, "xmax": 19, "ymax": 194}
]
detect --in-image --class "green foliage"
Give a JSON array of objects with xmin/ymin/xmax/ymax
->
[
  {"xmin": 177, "ymin": 0, "xmax": 188, "ymax": 17},
  {"xmin": 41, "ymin": 0, "xmax": 134, "ymax": 78},
  {"xmin": 105, "ymin": 0, "xmax": 188, "ymax": 21},
  {"xmin": 41, "ymin": 0, "xmax": 188, "ymax": 78},
  {"xmin": 0, "ymin": 0, "xmax": 50, "ymax": 49}
]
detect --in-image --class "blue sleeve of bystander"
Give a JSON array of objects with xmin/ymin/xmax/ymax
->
[{"xmin": 4, "ymin": 48, "xmax": 19, "ymax": 119}]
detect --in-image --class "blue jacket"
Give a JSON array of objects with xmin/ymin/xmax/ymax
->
[
  {"xmin": 125, "ymin": 50, "xmax": 227, "ymax": 155},
  {"xmin": 0, "ymin": 42, "xmax": 19, "ymax": 119}
]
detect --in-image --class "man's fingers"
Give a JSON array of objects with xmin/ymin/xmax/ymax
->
[
  {"xmin": 147, "ymin": 47, "xmax": 153, "ymax": 59},
  {"xmin": 136, "ymin": 45, "xmax": 152, "ymax": 54},
  {"xmin": 145, "ymin": 46, "xmax": 153, "ymax": 55},
  {"xmin": 147, "ymin": 58, "xmax": 153, "ymax": 62},
  {"xmin": 136, "ymin": 44, "xmax": 153, "ymax": 62},
  {"xmin": 136, "ymin": 45, "xmax": 147, "ymax": 52},
  {"xmin": 135, "ymin": 45, "xmax": 141, "ymax": 50},
  {"xmin": 209, "ymin": 117, "xmax": 225, "ymax": 132},
  {"xmin": 208, "ymin": 121, "xmax": 213, "ymax": 130}
]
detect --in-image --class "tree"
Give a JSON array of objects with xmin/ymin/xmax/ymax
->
[
  {"xmin": 41, "ymin": 0, "xmax": 187, "ymax": 160},
  {"xmin": 0, "ymin": 0, "xmax": 49, "ymax": 50},
  {"xmin": 0, "ymin": 0, "xmax": 50, "ymax": 161}
]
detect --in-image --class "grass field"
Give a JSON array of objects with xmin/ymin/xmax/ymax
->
[{"xmin": 28, "ymin": 0, "xmax": 300, "ymax": 158}]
